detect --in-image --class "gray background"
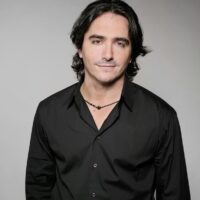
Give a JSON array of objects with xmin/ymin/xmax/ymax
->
[{"xmin": 0, "ymin": 0, "xmax": 199, "ymax": 199}]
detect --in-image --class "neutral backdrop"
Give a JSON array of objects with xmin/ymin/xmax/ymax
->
[{"xmin": 0, "ymin": 0, "xmax": 199, "ymax": 199}]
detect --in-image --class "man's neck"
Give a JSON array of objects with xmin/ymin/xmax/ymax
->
[{"xmin": 80, "ymin": 77, "xmax": 125, "ymax": 104}]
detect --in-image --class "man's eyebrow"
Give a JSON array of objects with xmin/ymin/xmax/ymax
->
[
  {"xmin": 88, "ymin": 34, "xmax": 130, "ymax": 44},
  {"xmin": 88, "ymin": 34, "xmax": 105, "ymax": 40},
  {"xmin": 115, "ymin": 37, "xmax": 130, "ymax": 45}
]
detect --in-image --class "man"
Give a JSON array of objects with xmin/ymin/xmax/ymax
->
[{"xmin": 26, "ymin": 0, "xmax": 190, "ymax": 199}]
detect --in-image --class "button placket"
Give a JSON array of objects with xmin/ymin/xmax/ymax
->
[
  {"xmin": 91, "ymin": 192, "xmax": 96, "ymax": 197},
  {"xmin": 93, "ymin": 163, "xmax": 98, "ymax": 168},
  {"xmin": 88, "ymin": 134, "xmax": 101, "ymax": 198}
]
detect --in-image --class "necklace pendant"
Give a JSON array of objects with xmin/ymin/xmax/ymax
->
[{"xmin": 84, "ymin": 98, "xmax": 120, "ymax": 110}]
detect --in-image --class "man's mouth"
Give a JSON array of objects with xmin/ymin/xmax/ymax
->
[
  {"xmin": 96, "ymin": 61, "xmax": 118, "ymax": 68},
  {"xmin": 97, "ymin": 64, "xmax": 116, "ymax": 67}
]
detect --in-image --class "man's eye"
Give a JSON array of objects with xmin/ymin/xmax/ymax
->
[
  {"xmin": 117, "ymin": 41, "xmax": 126, "ymax": 48},
  {"xmin": 91, "ymin": 39, "xmax": 101, "ymax": 45}
]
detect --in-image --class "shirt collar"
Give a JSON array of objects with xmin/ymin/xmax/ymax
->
[
  {"xmin": 66, "ymin": 76, "xmax": 136, "ymax": 112},
  {"xmin": 65, "ymin": 82, "xmax": 82, "ymax": 110},
  {"xmin": 121, "ymin": 76, "xmax": 136, "ymax": 112}
]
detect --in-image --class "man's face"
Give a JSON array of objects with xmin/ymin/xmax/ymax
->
[{"xmin": 78, "ymin": 12, "xmax": 132, "ymax": 85}]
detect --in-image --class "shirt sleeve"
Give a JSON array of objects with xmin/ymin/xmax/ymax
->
[
  {"xmin": 25, "ymin": 103, "xmax": 56, "ymax": 199},
  {"xmin": 154, "ymin": 111, "xmax": 191, "ymax": 200}
]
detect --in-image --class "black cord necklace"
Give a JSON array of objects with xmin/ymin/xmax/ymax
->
[{"xmin": 84, "ymin": 99, "xmax": 120, "ymax": 110}]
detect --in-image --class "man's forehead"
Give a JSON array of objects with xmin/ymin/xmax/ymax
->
[
  {"xmin": 89, "ymin": 12, "xmax": 129, "ymax": 27},
  {"xmin": 85, "ymin": 12, "xmax": 129, "ymax": 38}
]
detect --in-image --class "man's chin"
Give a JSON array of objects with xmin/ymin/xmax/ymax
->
[{"xmin": 98, "ymin": 74, "xmax": 125, "ymax": 87}]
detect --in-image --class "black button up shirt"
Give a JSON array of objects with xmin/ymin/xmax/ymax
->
[{"xmin": 26, "ymin": 79, "xmax": 190, "ymax": 200}]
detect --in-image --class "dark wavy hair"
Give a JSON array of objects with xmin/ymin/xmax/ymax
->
[{"xmin": 70, "ymin": 0, "xmax": 150, "ymax": 82}]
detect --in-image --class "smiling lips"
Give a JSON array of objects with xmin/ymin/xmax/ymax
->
[
  {"xmin": 96, "ymin": 61, "xmax": 118, "ymax": 68},
  {"xmin": 98, "ymin": 64, "xmax": 116, "ymax": 67}
]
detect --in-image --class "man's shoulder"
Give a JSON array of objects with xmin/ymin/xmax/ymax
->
[
  {"xmin": 131, "ymin": 81, "xmax": 177, "ymax": 115},
  {"xmin": 37, "ymin": 82, "xmax": 78, "ymax": 111}
]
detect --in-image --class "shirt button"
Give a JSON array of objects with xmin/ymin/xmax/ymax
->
[
  {"xmin": 91, "ymin": 192, "xmax": 96, "ymax": 197},
  {"xmin": 93, "ymin": 163, "xmax": 98, "ymax": 168}
]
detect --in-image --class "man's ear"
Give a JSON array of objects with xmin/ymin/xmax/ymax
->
[{"xmin": 78, "ymin": 49, "xmax": 83, "ymax": 58}]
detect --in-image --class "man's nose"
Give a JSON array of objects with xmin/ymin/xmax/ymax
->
[{"xmin": 102, "ymin": 42, "xmax": 113, "ymax": 61}]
